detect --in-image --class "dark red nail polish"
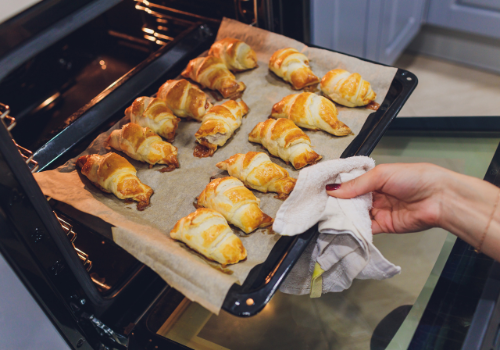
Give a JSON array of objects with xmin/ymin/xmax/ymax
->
[{"xmin": 326, "ymin": 183, "xmax": 341, "ymax": 191}]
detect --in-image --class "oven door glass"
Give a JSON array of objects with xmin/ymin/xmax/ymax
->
[{"xmin": 152, "ymin": 122, "xmax": 500, "ymax": 350}]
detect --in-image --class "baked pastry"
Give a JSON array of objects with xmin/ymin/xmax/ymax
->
[
  {"xmin": 268, "ymin": 48, "xmax": 319, "ymax": 90},
  {"xmin": 197, "ymin": 177, "xmax": 273, "ymax": 234},
  {"xmin": 108, "ymin": 123, "xmax": 179, "ymax": 171},
  {"xmin": 271, "ymin": 92, "xmax": 352, "ymax": 136},
  {"xmin": 170, "ymin": 208, "xmax": 247, "ymax": 265},
  {"xmin": 125, "ymin": 97, "xmax": 179, "ymax": 142},
  {"xmin": 216, "ymin": 152, "xmax": 296, "ymax": 199},
  {"xmin": 181, "ymin": 56, "xmax": 246, "ymax": 99},
  {"xmin": 208, "ymin": 38, "xmax": 258, "ymax": 72},
  {"xmin": 157, "ymin": 79, "xmax": 212, "ymax": 121},
  {"xmin": 76, "ymin": 153, "xmax": 153, "ymax": 210},
  {"xmin": 321, "ymin": 69, "xmax": 376, "ymax": 107},
  {"xmin": 194, "ymin": 100, "xmax": 249, "ymax": 158},
  {"xmin": 248, "ymin": 118, "xmax": 321, "ymax": 169}
]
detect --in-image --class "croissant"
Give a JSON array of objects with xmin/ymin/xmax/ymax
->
[
  {"xmin": 125, "ymin": 97, "xmax": 179, "ymax": 142},
  {"xmin": 268, "ymin": 48, "xmax": 319, "ymax": 90},
  {"xmin": 248, "ymin": 118, "xmax": 321, "ymax": 170},
  {"xmin": 170, "ymin": 208, "xmax": 247, "ymax": 265},
  {"xmin": 181, "ymin": 56, "xmax": 246, "ymax": 99},
  {"xmin": 271, "ymin": 92, "xmax": 352, "ymax": 136},
  {"xmin": 108, "ymin": 123, "xmax": 179, "ymax": 170},
  {"xmin": 216, "ymin": 152, "xmax": 296, "ymax": 199},
  {"xmin": 208, "ymin": 38, "xmax": 258, "ymax": 72},
  {"xmin": 197, "ymin": 177, "xmax": 273, "ymax": 234},
  {"xmin": 76, "ymin": 153, "xmax": 153, "ymax": 210},
  {"xmin": 321, "ymin": 69, "xmax": 376, "ymax": 107},
  {"xmin": 194, "ymin": 100, "xmax": 249, "ymax": 158},
  {"xmin": 157, "ymin": 79, "xmax": 212, "ymax": 121}
]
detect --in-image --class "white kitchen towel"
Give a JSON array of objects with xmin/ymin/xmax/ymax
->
[{"xmin": 273, "ymin": 156, "xmax": 401, "ymax": 296}]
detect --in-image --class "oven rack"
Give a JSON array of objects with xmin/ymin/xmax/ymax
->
[{"xmin": 0, "ymin": 102, "xmax": 95, "ymax": 274}]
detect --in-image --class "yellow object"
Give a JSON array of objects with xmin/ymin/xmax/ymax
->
[{"xmin": 310, "ymin": 262, "xmax": 325, "ymax": 298}]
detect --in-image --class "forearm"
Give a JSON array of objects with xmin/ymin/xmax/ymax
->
[{"xmin": 440, "ymin": 171, "xmax": 500, "ymax": 261}]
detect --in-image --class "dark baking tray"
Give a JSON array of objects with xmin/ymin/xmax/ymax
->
[
  {"xmin": 28, "ymin": 23, "xmax": 417, "ymax": 316},
  {"xmin": 222, "ymin": 66, "xmax": 418, "ymax": 317}
]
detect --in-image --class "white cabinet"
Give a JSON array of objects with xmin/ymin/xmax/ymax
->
[
  {"xmin": 427, "ymin": 0, "xmax": 500, "ymax": 39},
  {"xmin": 310, "ymin": 0, "xmax": 426, "ymax": 64}
]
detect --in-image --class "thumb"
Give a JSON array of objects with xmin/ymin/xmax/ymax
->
[{"xmin": 326, "ymin": 169, "xmax": 381, "ymax": 199}]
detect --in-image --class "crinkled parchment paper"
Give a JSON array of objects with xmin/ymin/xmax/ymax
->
[{"xmin": 34, "ymin": 18, "xmax": 397, "ymax": 314}]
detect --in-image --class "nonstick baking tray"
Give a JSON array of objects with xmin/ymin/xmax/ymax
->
[{"xmin": 25, "ymin": 23, "xmax": 417, "ymax": 317}]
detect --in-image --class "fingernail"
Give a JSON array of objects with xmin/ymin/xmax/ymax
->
[{"xmin": 326, "ymin": 183, "xmax": 341, "ymax": 191}]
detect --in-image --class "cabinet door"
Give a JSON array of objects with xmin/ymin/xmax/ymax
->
[
  {"xmin": 373, "ymin": 0, "xmax": 426, "ymax": 64},
  {"xmin": 310, "ymin": 0, "xmax": 425, "ymax": 65},
  {"xmin": 310, "ymin": 0, "xmax": 369, "ymax": 58},
  {"xmin": 427, "ymin": 0, "xmax": 500, "ymax": 39}
]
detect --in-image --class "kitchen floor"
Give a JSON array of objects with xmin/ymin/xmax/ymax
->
[
  {"xmin": 159, "ymin": 53, "xmax": 500, "ymax": 350},
  {"xmin": 394, "ymin": 52, "xmax": 500, "ymax": 117}
]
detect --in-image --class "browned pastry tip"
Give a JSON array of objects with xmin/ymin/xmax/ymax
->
[{"xmin": 76, "ymin": 155, "xmax": 90, "ymax": 169}]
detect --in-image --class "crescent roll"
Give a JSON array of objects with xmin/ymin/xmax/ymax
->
[
  {"xmin": 321, "ymin": 69, "xmax": 376, "ymax": 107},
  {"xmin": 108, "ymin": 123, "xmax": 179, "ymax": 170},
  {"xmin": 197, "ymin": 177, "xmax": 273, "ymax": 234},
  {"xmin": 269, "ymin": 48, "xmax": 319, "ymax": 90},
  {"xmin": 170, "ymin": 208, "xmax": 247, "ymax": 265},
  {"xmin": 181, "ymin": 56, "xmax": 246, "ymax": 99},
  {"xmin": 216, "ymin": 152, "xmax": 296, "ymax": 199},
  {"xmin": 157, "ymin": 79, "xmax": 212, "ymax": 121},
  {"xmin": 76, "ymin": 153, "xmax": 153, "ymax": 210},
  {"xmin": 248, "ymin": 118, "xmax": 322, "ymax": 170},
  {"xmin": 125, "ymin": 97, "xmax": 180, "ymax": 142},
  {"xmin": 271, "ymin": 92, "xmax": 352, "ymax": 136},
  {"xmin": 208, "ymin": 38, "xmax": 258, "ymax": 72},
  {"xmin": 194, "ymin": 100, "xmax": 249, "ymax": 158}
]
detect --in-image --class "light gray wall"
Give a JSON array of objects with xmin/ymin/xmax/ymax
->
[
  {"xmin": 0, "ymin": 252, "xmax": 70, "ymax": 350},
  {"xmin": 407, "ymin": 24, "xmax": 500, "ymax": 74}
]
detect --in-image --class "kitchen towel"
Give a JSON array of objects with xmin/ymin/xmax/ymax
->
[{"xmin": 273, "ymin": 156, "xmax": 401, "ymax": 297}]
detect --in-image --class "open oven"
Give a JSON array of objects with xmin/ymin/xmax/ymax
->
[{"xmin": 0, "ymin": 1, "xmax": 417, "ymax": 349}]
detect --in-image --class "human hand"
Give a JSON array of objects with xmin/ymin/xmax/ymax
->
[{"xmin": 326, "ymin": 163, "xmax": 451, "ymax": 234}]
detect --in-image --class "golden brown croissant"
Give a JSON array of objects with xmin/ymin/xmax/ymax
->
[
  {"xmin": 108, "ymin": 123, "xmax": 179, "ymax": 170},
  {"xmin": 268, "ymin": 48, "xmax": 319, "ymax": 90},
  {"xmin": 197, "ymin": 177, "xmax": 273, "ymax": 234},
  {"xmin": 157, "ymin": 79, "xmax": 212, "ymax": 121},
  {"xmin": 170, "ymin": 208, "xmax": 247, "ymax": 265},
  {"xmin": 76, "ymin": 153, "xmax": 153, "ymax": 210},
  {"xmin": 321, "ymin": 69, "xmax": 376, "ymax": 107},
  {"xmin": 216, "ymin": 152, "xmax": 296, "ymax": 199},
  {"xmin": 194, "ymin": 100, "xmax": 249, "ymax": 158},
  {"xmin": 125, "ymin": 97, "xmax": 180, "ymax": 142},
  {"xmin": 248, "ymin": 118, "xmax": 321, "ymax": 170},
  {"xmin": 271, "ymin": 92, "xmax": 352, "ymax": 136},
  {"xmin": 181, "ymin": 56, "xmax": 246, "ymax": 99},
  {"xmin": 208, "ymin": 38, "xmax": 258, "ymax": 72}
]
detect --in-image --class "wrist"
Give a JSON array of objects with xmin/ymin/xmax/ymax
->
[{"xmin": 439, "ymin": 171, "xmax": 499, "ymax": 247}]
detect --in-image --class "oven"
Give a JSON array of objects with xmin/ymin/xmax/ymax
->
[
  {"xmin": 0, "ymin": 1, "xmax": 312, "ymax": 349},
  {"xmin": 0, "ymin": 1, "xmax": 414, "ymax": 349}
]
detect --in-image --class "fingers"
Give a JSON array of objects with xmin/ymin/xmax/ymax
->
[{"xmin": 326, "ymin": 166, "xmax": 386, "ymax": 199}]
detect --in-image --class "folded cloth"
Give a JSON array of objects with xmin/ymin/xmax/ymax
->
[{"xmin": 273, "ymin": 156, "xmax": 401, "ymax": 297}]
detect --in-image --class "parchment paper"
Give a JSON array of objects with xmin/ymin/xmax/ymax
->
[{"xmin": 34, "ymin": 18, "xmax": 397, "ymax": 314}]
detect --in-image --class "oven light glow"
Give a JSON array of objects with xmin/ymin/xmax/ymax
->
[
  {"xmin": 144, "ymin": 35, "xmax": 156, "ymax": 42},
  {"xmin": 36, "ymin": 92, "xmax": 61, "ymax": 112},
  {"xmin": 142, "ymin": 27, "xmax": 154, "ymax": 34}
]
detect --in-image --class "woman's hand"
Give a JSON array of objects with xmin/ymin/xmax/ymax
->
[
  {"xmin": 326, "ymin": 163, "xmax": 452, "ymax": 234},
  {"xmin": 326, "ymin": 162, "xmax": 500, "ymax": 261}
]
